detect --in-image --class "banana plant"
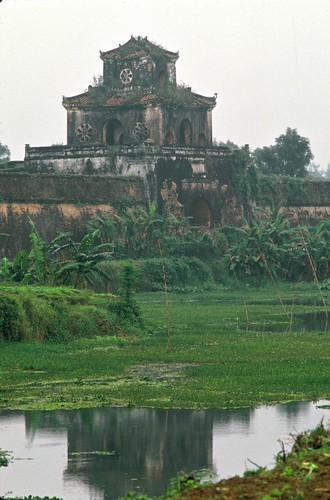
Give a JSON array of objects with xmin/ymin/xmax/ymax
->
[
  {"xmin": 23, "ymin": 219, "xmax": 72, "ymax": 284},
  {"xmin": 0, "ymin": 257, "xmax": 13, "ymax": 281},
  {"xmin": 55, "ymin": 229, "xmax": 114, "ymax": 288}
]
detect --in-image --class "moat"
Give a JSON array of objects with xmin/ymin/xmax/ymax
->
[{"xmin": 0, "ymin": 401, "xmax": 329, "ymax": 499}]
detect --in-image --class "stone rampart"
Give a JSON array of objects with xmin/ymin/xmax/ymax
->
[
  {"xmin": 0, "ymin": 167, "xmax": 329, "ymax": 259},
  {"xmin": 0, "ymin": 173, "xmax": 146, "ymax": 258},
  {"xmin": 258, "ymin": 177, "xmax": 330, "ymax": 224}
]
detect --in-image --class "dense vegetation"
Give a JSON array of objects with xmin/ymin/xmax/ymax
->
[
  {"xmin": 252, "ymin": 127, "xmax": 314, "ymax": 178},
  {"xmin": 0, "ymin": 209, "xmax": 329, "ymax": 294},
  {"xmin": 218, "ymin": 128, "xmax": 330, "ymax": 178},
  {"xmin": 0, "ymin": 284, "xmax": 139, "ymax": 343},
  {"xmin": 0, "ymin": 140, "xmax": 10, "ymax": 169}
]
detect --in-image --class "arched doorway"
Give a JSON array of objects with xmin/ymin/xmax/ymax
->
[
  {"xmin": 103, "ymin": 119, "xmax": 123, "ymax": 145},
  {"xmin": 165, "ymin": 131, "xmax": 174, "ymax": 145},
  {"xmin": 179, "ymin": 119, "xmax": 192, "ymax": 146},
  {"xmin": 198, "ymin": 133, "xmax": 206, "ymax": 147},
  {"xmin": 191, "ymin": 197, "xmax": 211, "ymax": 226}
]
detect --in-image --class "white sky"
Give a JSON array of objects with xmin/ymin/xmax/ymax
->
[{"xmin": 1, "ymin": 0, "xmax": 330, "ymax": 169}]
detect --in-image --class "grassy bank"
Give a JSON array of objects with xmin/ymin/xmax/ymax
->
[
  {"xmin": 0, "ymin": 282, "xmax": 329, "ymax": 410},
  {"xmin": 0, "ymin": 285, "xmax": 126, "ymax": 342}
]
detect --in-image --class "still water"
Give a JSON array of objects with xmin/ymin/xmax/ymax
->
[
  {"xmin": 240, "ymin": 311, "xmax": 329, "ymax": 332},
  {"xmin": 0, "ymin": 401, "xmax": 329, "ymax": 499}
]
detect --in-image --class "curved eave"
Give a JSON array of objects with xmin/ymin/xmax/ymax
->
[
  {"xmin": 100, "ymin": 51, "xmax": 179, "ymax": 63},
  {"xmin": 62, "ymin": 90, "xmax": 217, "ymax": 110},
  {"xmin": 63, "ymin": 101, "xmax": 216, "ymax": 111}
]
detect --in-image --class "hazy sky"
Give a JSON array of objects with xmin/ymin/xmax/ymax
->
[{"xmin": 1, "ymin": 0, "xmax": 330, "ymax": 169}]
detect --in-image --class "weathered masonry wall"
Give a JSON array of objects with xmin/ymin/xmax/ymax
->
[
  {"xmin": 24, "ymin": 143, "xmax": 232, "ymax": 205},
  {"xmin": 25, "ymin": 144, "xmax": 231, "ymax": 179},
  {"xmin": 281, "ymin": 205, "xmax": 330, "ymax": 224},
  {"xmin": 0, "ymin": 167, "xmax": 329, "ymax": 259},
  {"xmin": 0, "ymin": 172, "xmax": 145, "ymax": 204},
  {"xmin": 258, "ymin": 178, "xmax": 330, "ymax": 225},
  {"xmin": 0, "ymin": 173, "xmax": 146, "ymax": 258}
]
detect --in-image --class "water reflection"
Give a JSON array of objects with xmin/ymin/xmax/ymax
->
[
  {"xmin": 65, "ymin": 408, "xmax": 213, "ymax": 499},
  {"xmin": 240, "ymin": 311, "xmax": 329, "ymax": 332},
  {"xmin": 0, "ymin": 402, "xmax": 329, "ymax": 500}
]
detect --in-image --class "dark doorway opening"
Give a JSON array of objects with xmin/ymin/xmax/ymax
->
[
  {"xmin": 191, "ymin": 197, "xmax": 211, "ymax": 226},
  {"xmin": 104, "ymin": 119, "xmax": 123, "ymax": 145},
  {"xmin": 165, "ymin": 131, "xmax": 174, "ymax": 145},
  {"xmin": 179, "ymin": 119, "xmax": 192, "ymax": 146},
  {"xmin": 198, "ymin": 133, "xmax": 206, "ymax": 147}
]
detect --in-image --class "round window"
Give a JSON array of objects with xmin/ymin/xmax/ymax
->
[
  {"xmin": 76, "ymin": 123, "xmax": 93, "ymax": 142},
  {"xmin": 132, "ymin": 122, "xmax": 150, "ymax": 143},
  {"xmin": 120, "ymin": 68, "xmax": 133, "ymax": 84}
]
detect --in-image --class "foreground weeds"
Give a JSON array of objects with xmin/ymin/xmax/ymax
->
[{"xmin": 179, "ymin": 422, "xmax": 330, "ymax": 499}]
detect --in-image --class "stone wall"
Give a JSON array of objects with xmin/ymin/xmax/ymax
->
[
  {"xmin": 24, "ymin": 143, "xmax": 232, "ymax": 206},
  {"xmin": 258, "ymin": 177, "xmax": 330, "ymax": 207},
  {"xmin": 258, "ymin": 178, "xmax": 330, "ymax": 225},
  {"xmin": 280, "ymin": 205, "xmax": 330, "ymax": 225},
  {"xmin": 0, "ymin": 172, "xmax": 145, "ymax": 204},
  {"xmin": 0, "ymin": 173, "xmax": 146, "ymax": 258},
  {"xmin": 1, "ymin": 162, "xmax": 329, "ymax": 259}
]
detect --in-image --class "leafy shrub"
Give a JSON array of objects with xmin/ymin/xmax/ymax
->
[
  {"xmin": 109, "ymin": 261, "xmax": 142, "ymax": 326},
  {"xmin": 67, "ymin": 305, "xmax": 118, "ymax": 338},
  {"xmin": 163, "ymin": 232, "xmax": 217, "ymax": 259},
  {"xmin": 0, "ymin": 286, "xmax": 123, "ymax": 342},
  {"xmin": 286, "ymin": 176, "xmax": 307, "ymax": 203},
  {"xmin": 97, "ymin": 261, "xmax": 122, "ymax": 292},
  {"xmin": 19, "ymin": 295, "xmax": 68, "ymax": 342},
  {"xmin": 208, "ymin": 258, "xmax": 233, "ymax": 285},
  {"xmin": 320, "ymin": 279, "xmax": 330, "ymax": 291},
  {"xmin": 0, "ymin": 295, "xmax": 25, "ymax": 341},
  {"xmin": 136, "ymin": 257, "xmax": 213, "ymax": 291},
  {"xmin": 184, "ymin": 257, "xmax": 212, "ymax": 283},
  {"xmin": 0, "ymin": 448, "xmax": 11, "ymax": 467}
]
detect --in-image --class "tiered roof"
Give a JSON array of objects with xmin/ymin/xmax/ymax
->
[
  {"xmin": 99, "ymin": 36, "xmax": 179, "ymax": 62},
  {"xmin": 63, "ymin": 36, "xmax": 216, "ymax": 110}
]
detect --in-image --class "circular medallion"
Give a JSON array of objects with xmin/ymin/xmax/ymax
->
[
  {"xmin": 120, "ymin": 68, "xmax": 133, "ymax": 84},
  {"xmin": 76, "ymin": 123, "xmax": 93, "ymax": 143},
  {"xmin": 133, "ymin": 122, "xmax": 150, "ymax": 143}
]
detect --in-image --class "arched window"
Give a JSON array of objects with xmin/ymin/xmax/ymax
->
[
  {"xmin": 198, "ymin": 133, "xmax": 206, "ymax": 147},
  {"xmin": 103, "ymin": 119, "xmax": 123, "ymax": 145},
  {"xmin": 179, "ymin": 119, "xmax": 192, "ymax": 146},
  {"xmin": 191, "ymin": 197, "xmax": 211, "ymax": 226},
  {"xmin": 165, "ymin": 131, "xmax": 174, "ymax": 145},
  {"xmin": 158, "ymin": 71, "xmax": 166, "ymax": 88}
]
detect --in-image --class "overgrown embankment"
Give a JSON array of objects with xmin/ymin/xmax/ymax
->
[
  {"xmin": 182, "ymin": 421, "xmax": 330, "ymax": 499},
  {"xmin": 0, "ymin": 285, "xmax": 135, "ymax": 342}
]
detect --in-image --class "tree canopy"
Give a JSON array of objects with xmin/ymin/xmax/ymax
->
[
  {"xmin": 252, "ymin": 127, "xmax": 313, "ymax": 177},
  {"xmin": 0, "ymin": 142, "xmax": 10, "ymax": 168}
]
